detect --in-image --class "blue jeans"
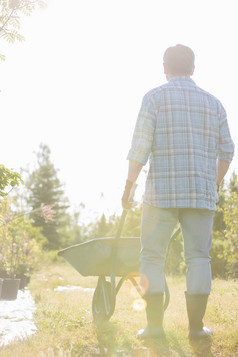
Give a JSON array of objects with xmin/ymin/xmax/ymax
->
[{"xmin": 140, "ymin": 204, "xmax": 214, "ymax": 295}]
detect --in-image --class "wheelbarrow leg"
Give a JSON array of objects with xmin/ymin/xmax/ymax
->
[
  {"xmin": 92, "ymin": 276, "xmax": 115, "ymax": 322},
  {"xmin": 101, "ymin": 277, "xmax": 112, "ymax": 316}
]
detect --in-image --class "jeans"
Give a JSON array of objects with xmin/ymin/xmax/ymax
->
[{"xmin": 140, "ymin": 204, "xmax": 214, "ymax": 295}]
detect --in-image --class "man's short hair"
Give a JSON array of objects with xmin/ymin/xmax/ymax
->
[{"xmin": 163, "ymin": 44, "xmax": 195, "ymax": 75}]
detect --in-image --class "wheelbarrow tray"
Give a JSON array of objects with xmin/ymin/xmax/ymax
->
[{"xmin": 58, "ymin": 237, "xmax": 141, "ymax": 277}]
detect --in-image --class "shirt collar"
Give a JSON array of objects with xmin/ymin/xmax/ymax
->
[{"xmin": 169, "ymin": 76, "xmax": 195, "ymax": 85}]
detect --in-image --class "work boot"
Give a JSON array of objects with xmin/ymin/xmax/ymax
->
[
  {"xmin": 136, "ymin": 293, "xmax": 166, "ymax": 342},
  {"xmin": 185, "ymin": 292, "xmax": 213, "ymax": 341}
]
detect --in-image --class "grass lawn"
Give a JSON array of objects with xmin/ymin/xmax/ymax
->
[{"xmin": 0, "ymin": 259, "xmax": 237, "ymax": 356}]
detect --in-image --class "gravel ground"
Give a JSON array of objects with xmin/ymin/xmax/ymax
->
[{"xmin": 0, "ymin": 289, "xmax": 37, "ymax": 346}]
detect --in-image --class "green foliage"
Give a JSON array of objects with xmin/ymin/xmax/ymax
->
[
  {"xmin": 93, "ymin": 213, "xmax": 108, "ymax": 238},
  {"xmin": 210, "ymin": 231, "xmax": 232, "ymax": 278},
  {"xmin": 0, "ymin": 197, "xmax": 45, "ymax": 278},
  {"xmin": 222, "ymin": 174, "xmax": 238, "ymax": 278},
  {"xmin": 26, "ymin": 143, "xmax": 70, "ymax": 250},
  {"xmin": 211, "ymin": 172, "xmax": 238, "ymax": 278},
  {"xmin": 0, "ymin": 164, "xmax": 23, "ymax": 197},
  {"xmin": 85, "ymin": 206, "xmax": 143, "ymax": 240},
  {"xmin": 0, "ymin": 0, "xmax": 46, "ymax": 60},
  {"xmin": 227, "ymin": 171, "xmax": 238, "ymax": 194},
  {"xmin": 213, "ymin": 181, "xmax": 226, "ymax": 232}
]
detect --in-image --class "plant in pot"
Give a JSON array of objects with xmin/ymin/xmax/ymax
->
[
  {"xmin": 0, "ymin": 198, "xmax": 49, "ymax": 299},
  {"xmin": 0, "ymin": 214, "xmax": 21, "ymax": 299},
  {"xmin": 0, "ymin": 165, "xmax": 23, "ymax": 298}
]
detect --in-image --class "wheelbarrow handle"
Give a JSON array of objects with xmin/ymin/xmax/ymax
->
[
  {"xmin": 115, "ymin": 182, "xmax": 137, "ymax": 240},
  {"xmin": 114, "ymin": 209, "xmax": 128, "ymax": 241},
  {"xmin": 109, "ymin": 208, "xmax": 130, "ymax": 313}
]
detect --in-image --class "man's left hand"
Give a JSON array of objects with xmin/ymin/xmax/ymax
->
[{"xmin": 121, "ymin": 180, "xmax": 135, "ymax": 209}]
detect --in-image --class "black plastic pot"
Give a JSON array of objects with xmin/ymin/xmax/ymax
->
[
  {"xmin": 0, "ymin": 278, "xmax": 21, "ymax": 300},
  {"xmin": 17, "ymin": 275, "xmax": 30, "ymax": 290}
]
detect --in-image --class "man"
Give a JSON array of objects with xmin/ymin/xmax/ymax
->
[{"xmin": 122, "ymin": 44, "xmax": 234, "ymax": 342}]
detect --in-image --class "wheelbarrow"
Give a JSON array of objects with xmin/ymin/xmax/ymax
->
[{"xmin": 58, "ymin": 209, "xmax": 180, "ymax": 322}]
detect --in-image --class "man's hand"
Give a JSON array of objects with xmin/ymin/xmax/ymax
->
[
  {"xmin": 216, "ymin": 185, "xmax": 220, "ymax": 205},
  {"xmin": 121, "ymin": 180, "xmax": 135, "ymax": 209}
]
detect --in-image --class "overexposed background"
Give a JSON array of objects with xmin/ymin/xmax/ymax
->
[{"xmin": 0, "ymin": 0, "xmax": 237, "ymax": 222}]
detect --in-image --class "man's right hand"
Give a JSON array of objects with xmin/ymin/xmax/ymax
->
[{"xmin": 121, "ymin": 180, "xmax": 134, "ymax": 209}]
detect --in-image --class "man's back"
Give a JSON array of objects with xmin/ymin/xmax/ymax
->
[{"xmin": 127, "ymin": 76, "xmax": 234, "ymax": 209}]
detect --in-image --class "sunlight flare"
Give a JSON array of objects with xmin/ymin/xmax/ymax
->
[{"xmin": 133, "ymin": 298, "xmax": 146, "ymax": 312}]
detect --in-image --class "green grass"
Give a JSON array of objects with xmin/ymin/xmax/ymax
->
[{"xmin": 0, "ymin": 260, "xmax": 237, "ymax": 356}]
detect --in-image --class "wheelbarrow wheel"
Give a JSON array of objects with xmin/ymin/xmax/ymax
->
[{"xmin": 92, "ymin": 277, "xmax": 114, "ymax": 322}]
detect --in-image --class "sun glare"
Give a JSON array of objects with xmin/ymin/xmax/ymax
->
[{"xmin": 133, "ymin": 298, "xmax": 146, "ymax": 312}]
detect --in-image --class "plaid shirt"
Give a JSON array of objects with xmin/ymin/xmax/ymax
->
[{"xmin": 127, "ymin": 76, "xmax": 235, "ymax": 210}]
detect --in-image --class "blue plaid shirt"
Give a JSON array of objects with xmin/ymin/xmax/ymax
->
[{"xmin": 127, "ymin": 76, "xmax": 235, "ymax": 210}]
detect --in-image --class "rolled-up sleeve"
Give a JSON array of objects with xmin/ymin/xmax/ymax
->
[
  {"xmin": 218, "ymin": 104, "xmax": 235, "ymax": 162},
  {"xmin": 127, "ymin": 94, "xmax": 156, "ymax": 165}
]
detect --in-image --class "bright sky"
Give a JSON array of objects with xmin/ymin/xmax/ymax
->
[{"xmin": 0, "ymin": 0, "xmax": 237, "ymax": 222}]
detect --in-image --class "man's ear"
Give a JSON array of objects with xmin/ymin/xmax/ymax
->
[
  {"xmin": 190, "ymin": 66, "xmax": 195, "ymax": 76},
  {"xmin": 163, "ymin": 63, "xmax": 168, "ymax": 74}
]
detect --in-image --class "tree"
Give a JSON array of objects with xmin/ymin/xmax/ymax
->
[
  {"xmin": 26, "ymin": 143, "xmax": 70, "ymax": 249},
  {"xmin": 94, "ymin": 214, "xmax": 108, "ymax": 238},
  {"xmin": 0, "ymin": 164, "xmax": 23, "ymax": 198},
  {"xmin": 210, "ymin": 172, "xmax": 238, "ymax": 278},
  {"xmin": 227, "ymin": 172, "xmax": 238, "ymax": 194},
  {"xmin": 0, "ymin": 0, "xmax": 46, "ymax": 61},
  {"xmin": 66, "ymin": 209, "xmax": 83, "ymax": 244},
  {"xmin": 213, "ymin": 181, "xmax": 226, "ymax": 232},
  {"xmin": 223, "ymin": 173, "xmax": 238, "ymax": 278}
]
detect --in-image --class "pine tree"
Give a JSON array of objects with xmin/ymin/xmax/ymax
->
[{"xmin": 27, "ymin": 144, "xmax": 69, "ymax": 249}]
